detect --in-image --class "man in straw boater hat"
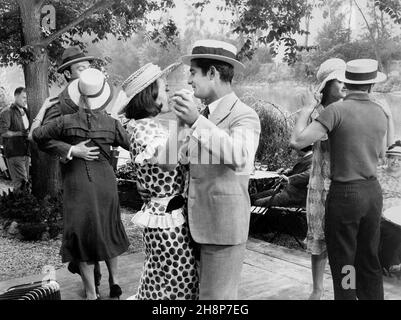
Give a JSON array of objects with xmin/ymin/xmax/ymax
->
[
  {"xmin": 291, "ymin": 59, "xmax": 393, "ymax": 300},
  {"xmin": 170, "ymin": 39, "xmax": 261, "ymax": 299},
  {"xmin": 35, "ymin": 46, "xmax": 107, "ymax": 294}
]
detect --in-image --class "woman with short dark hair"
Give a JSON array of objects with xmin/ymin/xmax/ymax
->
[{"xmin": 115, "ymin": 63, "xmax": 199, "ymax": 300}]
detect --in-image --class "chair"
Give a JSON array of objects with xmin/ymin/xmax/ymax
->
[
  {"xmin": 267, "ymin": 206, "xmax": 306, "ymax": 249},
  {"xmin": 250, "ymin": 204, "xmax": 306, "ymax": 249}
]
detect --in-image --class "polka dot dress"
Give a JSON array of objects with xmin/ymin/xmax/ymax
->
[
  {"xmin": 127, "ymin": 118, "xmax": 199, "ymax": 300},
  {"xmin": 135, "ymin": 221, "xmax": 199, "ymax": 300}
]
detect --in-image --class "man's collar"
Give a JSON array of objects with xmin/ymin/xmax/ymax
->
[
  {"xmin": 11, "ymin": 103, "xmax": 26, "ymax": 111},
  {"xmin": 208, "ymin": 92, "xmax": 238, "ymax": 125},
  {"xmin": 344, "ymin": 91, "xmax": 371, "ymax": 101},
  {"xmin": 208, "ymin": 95, "xmax": 226, "ymax": 115}
]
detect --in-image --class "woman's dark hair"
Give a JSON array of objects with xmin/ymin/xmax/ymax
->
[
  {"xmin": 191, "ymin": 58, "xmax": 234, "ymax": 83},
  {"xmin": 320, "ymin": 79, "xmax": 335, "ymax": 106},
  {"xmin": 124, "ymin": 80, "xmax": 162, "ymax": 120}
]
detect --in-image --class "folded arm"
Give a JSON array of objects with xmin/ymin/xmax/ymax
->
[{"xmin": 288, "ymin": 168, "xmax": 311, "ymax": 187}]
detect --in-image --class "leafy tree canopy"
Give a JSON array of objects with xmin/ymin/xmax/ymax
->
[{"xmin": 0, "ymin": 0, "xmax": 175, "ymax": 83}]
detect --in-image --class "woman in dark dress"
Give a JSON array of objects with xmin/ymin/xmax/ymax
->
[{"xmin": 29, "ymin": 68, "xmax": 130, "ymax": 300}]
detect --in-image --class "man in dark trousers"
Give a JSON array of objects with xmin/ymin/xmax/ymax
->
[
  {"xmin": 291, "ymin": 59, "xmax": 389, "ymax": 300},
  {"xmin": 253, "ymin": 145, "xmax": 312, "ymax": 208},
  {"xmin": 0, "ymin": 87, "xmax": 30, "ymax": 190}
]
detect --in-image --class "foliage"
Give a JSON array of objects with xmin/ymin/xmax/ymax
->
[
  {"xmin": 295, "ymin": 0, "xmax": 401, "ymax": 82},
  {"xmin": 115, "ymin": 161, "xmax": 136, "ymax": 180},
  {"xmin": 194, "ymin": 0, "xmax": 312, "ymax": 64},
  {"xmin": 241, "ymin": 90, "xmax": 296, "ymax": 170},
  {"xmin": 0, "ymin": 187, "xmax": 63, "ymax": 241},
  {"xmin": 0, "ymin": 0, "xmax": 176, "ymax": 82},
  {"xmin": 375, "ymin": 0, "xmax": 401, "ymax": 24}
]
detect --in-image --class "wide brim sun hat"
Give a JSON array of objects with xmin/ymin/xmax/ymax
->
[
  {"xmin": 337, "ymin": 58, "xmax": 387, "ymax": 84},
  {"xmin": 115, "ymin": 62, "xmax": 181, "ymax": 115},
  {"xmin": 181, "ymin": 39, "xmax": 245, "ymax": 73},
  {"xmin": 316, "ymin": 58, "xmax": 346, "ymax": 94},
  {"xmin": 68, "ymin": 68, "xmax": 113, "ymax": 111}
]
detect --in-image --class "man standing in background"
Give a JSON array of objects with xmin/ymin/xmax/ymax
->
[{"xmin": 0, "ymin": 87, "xmax": 30, "ymax": 190}]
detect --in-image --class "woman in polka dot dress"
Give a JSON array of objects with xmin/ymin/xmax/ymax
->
[{"xmin": 115, "ymin": 63, "xmax": 199, "ymax": 300}]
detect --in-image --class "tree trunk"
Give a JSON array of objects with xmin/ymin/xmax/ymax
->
[{"xmin": 18, "ymin": 0, "xmax": 61, "ymax": 198}]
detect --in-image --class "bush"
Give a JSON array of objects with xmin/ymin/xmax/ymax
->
[
  {"xmin": 115, "ymin": 161, "xmax": 136, "ymax": 180},
  {"xmin": 115, "ymin": 162, "xmax": 143, "ymax": 211},
  {"xmin": 0, "ymin": 187, "xmax": 63, "ymax": 241},
  {"xmin": 241, "ymin": 90, "xmax": 297, "ymax": 170}
]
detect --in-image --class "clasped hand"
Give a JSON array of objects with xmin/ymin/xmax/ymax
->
[{"xmin": 171, "ymin": 89, "xmax": 200, "ymax": 127}]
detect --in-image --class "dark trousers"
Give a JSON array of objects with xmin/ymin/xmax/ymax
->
[
  {"xmin": 379, "ymin": 219, "xmax": 401, "ymax": 270},
  {"xmin": 325, "ymin": 178, "xmax": 384, "ymax": 300},
  {"xmin": 6, "ymin": 156, "xmax": 30, "ymax": 190}
]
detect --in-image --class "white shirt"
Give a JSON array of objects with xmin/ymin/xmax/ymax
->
[
  {"xmin": 192, "ymin": 94, "xmax": 229, "ymax": 129},
  {"xmin": 16, "ymin": 106, "xmax": 29, "ymax": 130}
]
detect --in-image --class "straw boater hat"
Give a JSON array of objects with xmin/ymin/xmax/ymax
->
[
  {"xmin": 68, "ymin": 68, "xmax": 113, "ymax": 111},
  {"xmin": 315, "ymin": 58, "xmax": 346, "ymax": 94},
  {"xmin": 57, "ymin": 46, "xmax": 95, "ymax": 73},
  {"xmin": 182, "ymin": 39, "xmax": 245, "ymax": 73},
  {"xmin": 386, "ymin": 145, "xmax": 401, "ymax": 157},
  {"xmin": 337, "ymin": 59, "xmax": 387, "ymax": 84},
  {"xmin": 115, "ymin": 62, "xmax": 181, "ymax": 115}
]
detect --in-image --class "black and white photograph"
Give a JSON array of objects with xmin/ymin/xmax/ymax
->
[{"xmin": 0, "ymin": 0, "xmax": 400, "ymax": 306}]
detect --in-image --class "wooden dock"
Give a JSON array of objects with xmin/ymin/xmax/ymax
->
[{"xmin": 0, "ymin": 237, "xmax": 400, "ymax": 300}]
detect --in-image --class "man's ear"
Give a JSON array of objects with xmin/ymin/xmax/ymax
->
[{"xmin": 208, "ymin": 66, "xmax": 217, "ymax": 80}]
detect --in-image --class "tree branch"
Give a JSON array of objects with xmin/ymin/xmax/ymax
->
[
  {"xmin": 354, "ymin": 0, "xmax": 384, "ymax": 71},
  {"xmin": 38, "ymin": 0, "xmax": 116, "ymax": 47}
]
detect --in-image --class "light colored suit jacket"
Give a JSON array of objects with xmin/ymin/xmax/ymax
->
[{"xmin": 187, "ymin": 92, "xmax": 261, "ymax": 245}]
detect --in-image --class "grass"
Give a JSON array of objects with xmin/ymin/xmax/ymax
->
[{"xmin": 0, "ymin": 206, "xmax": 143, "ymax": 282}]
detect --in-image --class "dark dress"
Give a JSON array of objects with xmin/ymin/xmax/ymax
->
[{"xmin": 33, "ymin": 108, "xmax": 130, "ymax": 263}]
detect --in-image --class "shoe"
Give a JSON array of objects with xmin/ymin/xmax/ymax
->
[
  {"xmin": 389, "ymin": 264, "xmax": 401, "ymax": 278},
  {"xmin": 67, "ymin": 262, "xmax": 81, "ymax": 275},
  {"xmin": 109, "ymin": 284, "xmax": 122, "ymax": 299}
]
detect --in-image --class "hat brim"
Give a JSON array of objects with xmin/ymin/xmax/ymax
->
[
  {"xmin": 68, "ymin": 78, "xmax": 113, "ymax": 111},
  {"xmin": 316, "ymin": 70, "xmax": 345, "ymax": 94},
  {"xmin": 57, "ymin": 56, "xmax": 96, "ymax": 73},
  {"xmin": 386, "ymin": 151, "xmax": 401, "ymax": 157},
  {"xmin": 181, "ymin": 54, "xmax": 245, "ymax": 73},
  {"xmin": 116, "ymin": 62, "xmax": 182, "ymax": 115},
  {"xmin": 337, "ymin": 71, "xmax": 387, "ymax": 84}
]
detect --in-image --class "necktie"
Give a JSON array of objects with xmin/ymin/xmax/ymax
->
[{"xmin": 202, "ymin": 106, "xmax": 210, "ymax": 119}]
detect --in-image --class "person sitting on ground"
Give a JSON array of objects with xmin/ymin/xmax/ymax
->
[
  {"xmin": 377, "ymin": 141, "xmax": 401, "ymax": 278},
  {"xmin": 252, "ymin": 145, "xmax": 313, "ymax": 208}
]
